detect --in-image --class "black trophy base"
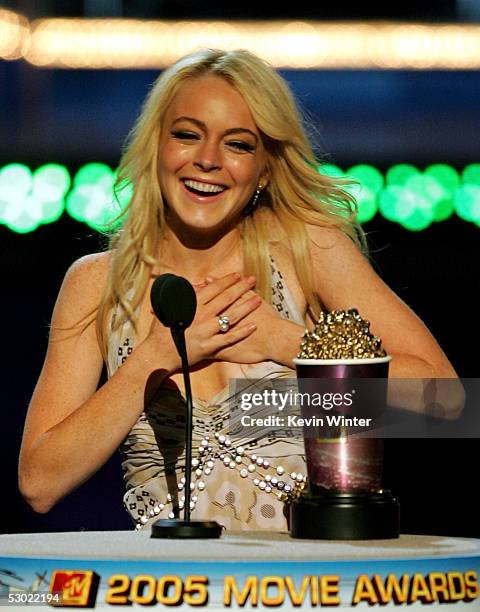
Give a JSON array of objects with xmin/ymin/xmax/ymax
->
[
  {"xmin": 290, "ymin": 489, "xmax": 400, "ymax": 540},
  {"xmin": 150, "ymin": 519, "xmax": 223, "ymax": 539}
]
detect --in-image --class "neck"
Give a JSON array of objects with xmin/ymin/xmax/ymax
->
[{"xmin": 157, "ymin": 225, "xmax": 242, "ymax": 283}]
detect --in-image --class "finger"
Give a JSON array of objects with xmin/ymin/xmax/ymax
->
[
  {"xmin": 211, "ymin": 322, "xmax": 257, "ymax": 352},
  {"xmin": 205, "ymin": 273, "xmax": 241, "ymax": 284},
  {"xmin": 216, "ymin": 294, "xmax": 261, "ymax": 328},
  {"xmin": 199, "ymin": 273, "xmax": 253, "ymax": 305},
  {"xmin": 192, "ymin": 282, "xmax": 208, "ymax": 290},
  {"xmin": 208, "ymin": 276, "xmax": 256, "ymax": 313},
  {"xmin": 196, "ymin": 272, "xmax": 239, "ymax": 303}
]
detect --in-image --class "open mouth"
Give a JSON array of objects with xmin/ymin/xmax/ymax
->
[{"xmin": 182, "ymin": 179, "xmax": 227, "ymax": 197}]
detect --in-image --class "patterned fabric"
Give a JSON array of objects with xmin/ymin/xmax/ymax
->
[{"xmin": 107, "ymin": 258, "xmax": 307, "ymax": 531}]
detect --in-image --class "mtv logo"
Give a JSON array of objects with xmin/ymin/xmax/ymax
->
[{"xmin": 49, "ymin": 570, "xmax": 100, "ymax": 607}]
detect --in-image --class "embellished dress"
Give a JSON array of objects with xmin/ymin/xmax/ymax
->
[{"xmin": 106, "ymin": 259, "xmax": 307, "ymax": 531}]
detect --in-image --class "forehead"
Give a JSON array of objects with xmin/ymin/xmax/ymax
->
[{"xmin": 165, "ymin": 75, "xmax": 258, "ymax": 131}]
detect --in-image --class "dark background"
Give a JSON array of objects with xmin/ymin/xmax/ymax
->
[
  {"xmin": 1, "ymin": 0, "xmax": 479, "ymax": 537},
  {"xmin": 1, "ymin": 0, "xmax": 477, "ymax": 21}
]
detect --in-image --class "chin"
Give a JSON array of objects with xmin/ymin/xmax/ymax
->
[
  {"xmin": 179, "ymin": 209, "xmax": 239, "ymax": 232},
  {"xmin": 190, "ymin": 220, "xmax": 233, "ymax": 234}
]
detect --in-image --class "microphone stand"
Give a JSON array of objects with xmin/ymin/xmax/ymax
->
[
  {"xmin": 175, "ymin": 324, "xmax": 193, "ymax": 523},
  {"xmin": 151, "ymin": 323, "xmax": 223, "ymax": 539}
]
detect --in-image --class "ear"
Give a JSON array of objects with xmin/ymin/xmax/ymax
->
[{"xmin": 259, "ymin": 168, "xmax": 270, "ymax": 190}]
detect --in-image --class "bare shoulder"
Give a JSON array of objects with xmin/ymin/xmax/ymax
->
[
  {"xmin": 66, "ymin": 250, "xmax": 113, "ymax": 283},
  {"xmin": 53, "ymin": 251, "xmax": 113, "ymax": 328},
  {"xmin": 305, "ymin": 222, "xmax": 362, "ymax": 255},
  {"xmin": 63, "ymin": 251, "xmax": 112, "ymax": 292},
  {"xmin": 304, "ymin": 222, "xmax": 385, "ymax": 305}
]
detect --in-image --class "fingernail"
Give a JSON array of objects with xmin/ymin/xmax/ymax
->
[
  {"xmin": 247, "ymin": 276, "xmax": 256, "ymax": 284},
  {"xmin": 205, "ymin": 276, "xmax": 214, "ymax": 283}
]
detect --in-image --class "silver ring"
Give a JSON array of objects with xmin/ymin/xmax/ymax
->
[{"xmin": 218, "ymin": 315, "xmax": 230, "ymax": 333}]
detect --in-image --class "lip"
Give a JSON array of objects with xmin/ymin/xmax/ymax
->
[{"xmin": 179, "ymin": 178, "xmax": 228, "ymax": 203}]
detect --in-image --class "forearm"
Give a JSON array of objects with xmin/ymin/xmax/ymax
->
[
  {"xmin": 388, "ymin": 353, "xmax": 438, "ymax": 378},
  {"xmin": 19, "ymin": 340, "xmax": 177, "ymax": 513},
  {"xmin": 269, "ymin": 328, "xmax": 464, "ymax": 418},
  {"xmin": 387, "ymin": 353, "xmax": 464, "ymax": 418}
]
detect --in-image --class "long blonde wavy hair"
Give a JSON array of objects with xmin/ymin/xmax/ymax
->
[{"xmin": 95, "ymin": 48, "xmax": 363, "ymax": 362}]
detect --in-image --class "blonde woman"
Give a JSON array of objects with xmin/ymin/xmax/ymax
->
[{"xmin": 19, "ymin": 49, "xmax": 458, "ymax": 531}]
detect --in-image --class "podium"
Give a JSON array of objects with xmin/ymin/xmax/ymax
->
[{"xmin": 1, "ymin": 531, "xmax": 479, "ymax": 608}]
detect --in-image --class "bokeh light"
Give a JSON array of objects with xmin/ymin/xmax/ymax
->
[
  {"xmin": 346, "ymin": 165, "xmax": 384, "ymax": 223},
  {"xmin": 66, "ymin": 163, "xmax": 131, "ymax": 231},
  {"xmin": 2, "ymin": 162, "xmax": 479, "ymax": 233},
  {"xmin": 0, "ymin": 163, "xmax": 72, "ymax": 233}
]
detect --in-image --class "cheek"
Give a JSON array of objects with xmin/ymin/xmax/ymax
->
[
  {"xmin": 227, "ymin": 157, "xmax": 262, "ymax": 185},
  {"xmin": 158, "ymin": 143, "xmax": 190, "ymax": 175}
]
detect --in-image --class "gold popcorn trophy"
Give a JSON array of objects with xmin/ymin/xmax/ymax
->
[{"xmin": 291, "ymin": 309, "xmax": 400, "ymax": 539}]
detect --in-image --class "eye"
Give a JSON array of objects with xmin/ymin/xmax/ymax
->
[
  {"xmin": 227, "ymin": 140, "xmax": 255, "ymax": 153},
  {"xmin": 171, "ymin": 130, "xmax": 199, "ymax": 140}
]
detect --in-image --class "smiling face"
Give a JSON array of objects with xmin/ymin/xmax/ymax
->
[{"xmin": 158, "ymin": 74, "xmax": 269, "ymax": 238}]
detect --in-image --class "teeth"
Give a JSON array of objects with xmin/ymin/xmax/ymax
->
[{"xmin": 184, "ymin": 179, "xmax": 225, "ymax": 194}]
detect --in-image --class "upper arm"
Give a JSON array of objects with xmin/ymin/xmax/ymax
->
[
  {"xmin": 21, "ymin": 251, "xmax": 112, "ymax": 456},
  {"xmin": 305, "ymin": 224, "xmax": 457, "ymax": 377}
]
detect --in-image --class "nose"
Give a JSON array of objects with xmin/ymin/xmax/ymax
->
[{"xmin": 194, "ymin": 138, "xmax": 222, "ymax": 172}]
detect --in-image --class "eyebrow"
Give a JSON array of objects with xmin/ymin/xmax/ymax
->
[{"xmin": 171, "ymin": 116, "xmax": 258, "ymax": 143}]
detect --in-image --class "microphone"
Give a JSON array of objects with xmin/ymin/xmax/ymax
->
[
  {"xmin": 150, "ymin": 274, "xmax": 197, "ymax": 357},
  {"xmin": 149, "ymin": 274, "xmax": 222, "ymax": 539},
  {"xmin": 150, "ymin": 273, "xmax": 197, "ymax": 329}
]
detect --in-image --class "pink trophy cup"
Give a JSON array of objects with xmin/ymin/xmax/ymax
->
[{"xmin": 290, "ymin": 310, "xmax": 400, "ymax": 540}]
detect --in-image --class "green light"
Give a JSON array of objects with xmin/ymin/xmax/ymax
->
[
  {"xmin": 356, "ymin": 191, "xmax": 377, "ymax": 223},
  {"xmin": 345, "ymin": 183, "xmax": 377, "ymax": 223},
  {"xmin": 345, "ymin": 165, "xmax": 383, "ymax": 224},
  {"xmin": 0, "ymin": 163, "xmax": 32, "ymax": 207},
  {"xmin": 423, "ymin": 164, "xmax": 458, "ymax": 221},
  {"xmin": 457, "ymin": 164, "xmax": 480, "ymax": 223},
  {"xmin": 6, "ymin": 215, "xmax": 40, "ymax": 234},
  {"xmin": 33, "ymin": 164, "xmax": 70, "ymax": 201},
  {"xmin": 378, "ymin": 182, "xmax": 433, "ymax": 229},
  {"xmin": 73, "ymin": 163, "xmax": 114, "ymax": 191},
  {"xmin": 393, "ymin": 188, "xmax": 418, "ymax": 222},
  {"xmin": 84, "ymin": 187, "xmax": 118, "ymax": 230},
  {"xmin": 379, "ymin": 186, "xmax": 405, "ymax": 221},
  {"xmin": 403, "ymin": 174, "xmax": 436, "ymax": 224},
  {"xmin": 425, "ymin": 164, "xmax": 460, "ymax": 191},
  {"xmin": 398, "ymin": 181, "xmax": 434, "ymax": 230},
  {"xmin": 400, "ymin": 207, "xmax": 433, "ymax": 232},
  {"xmin": 317, "ymin": 163, "xmax": 343, "ymax": 177},
  {"xmin": 109, "ymin": 179, "xmax": 133, "ymax": 229},
  {"xmin": 1, "ymin": 161, "xmax": 479, "ymax": 233},
  {"xmin": 454, "ymin": 185, "xmax": 480, "ymax": 222},
  {"xmin": 347, "ymin": 164, "xmax": 384, "ymax": 193},
  {"xmin": 32, "ymin": 164, "xmax": 70, "ymax": 224},
  {"xmin": 421, "ymin": 175, "xmax": 453, "ymax": 222},
  {"xmin": 66, "ymin": 184, "xmax": 101, "ymax": 223},
  {"xmin": 3, "ymin": 196, "xmax": 41, "ymax": 234},
  {"xmin": 40, "ymin": 200, "xmax": 66, "ymax": 224},
  {"xmin": 67, "ymin": 164, "xmax": 116, "ymax": 229},
  {"xmin": 462, "ymin": 164, "xmax": 480, "ymax": 186},
  {"xmin": 431, "ymin": 196, "xmax": 454, "ymax": 222},
  {"xmin": 386, "ymin": 164, "xmax": 420, "ymax": 186}
]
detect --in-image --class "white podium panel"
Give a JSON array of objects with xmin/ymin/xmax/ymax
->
[{"xmin": 1, "ymin": 531, "xmax": 479, "ymax": 609}]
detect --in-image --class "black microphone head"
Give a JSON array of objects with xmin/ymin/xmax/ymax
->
[{"xmin": 150, "ymin": 274, "xmax": 197, "ymax": 329}]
